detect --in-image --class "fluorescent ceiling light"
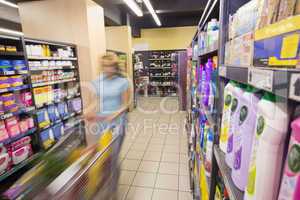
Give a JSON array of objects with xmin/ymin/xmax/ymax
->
[
  {"xmin": 0, "ymin": 27, "xmax": 23, "ymax": 36},
  {"xmin": 200, "ymin": 0, "xmax": 218, "ymax": 29},
  {"xmin": 0, "ymin": 0, "xmax": 18, "ymax": 8},
  {"xmin": 123, "ymin": 0, "xmax": 143, "ymax": 17},
  {"xmin": 142, "ymin": 0, "xmax": 161, "ymax": 26},
  {"xmin": 198, "ymin": 0, "xmax": 213, "ymax": 27}
]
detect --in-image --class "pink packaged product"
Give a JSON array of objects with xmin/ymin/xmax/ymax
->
[
  {"xmin": 19, "ymin": 120, "xmax": 29, "ymax": 133},
  {"xmin": 0, "ymin": 145, "xmax": 7, "ymax": 154},
  {"xmin": 0, "ymin": 153, "xmax": 11, "ymax": 174},
  {"xmin": 26, "ymin": 117, "xmax": 34, "ymax": 129},
  {"xmin": 5, "ymin": 117, "xmax": 20, "ymax": 138},
  {"xmin": 10, "ymin": 136, "xmax": 31, "ymax": 151},
  {"xmin": 11, "ymin": 144, "xmax": 32, "ymax": 165},
  {"xmin": 0, "ymin": 120, "xmax": 9, "ymax": 142},
  {"xmin": 19, "ymin": 92, "xmax": 33, "ymax": 107}
]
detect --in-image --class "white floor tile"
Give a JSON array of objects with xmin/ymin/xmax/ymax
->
[
  {"xmin": 178, "ymin": 191, "xmax": 193, "ymax": 200},
  {"xmin": 121, "ymin": 159, "xmax": 141, "ymax": 171},
  {"xmin": 152, "ymin": 189, "xmax": 178, "ymax": 200},
  {"xmin": 132, "ymin": 172, "xmax": 157, "ymax": 187},
  {"xmin": 117, "ymin": 185, "xmax": 130, "ymax": 200},
  {"xmin": 161, "ymin": 152, "xmax": 179, "ymax": 163},
  {"xmin": 138, "ymin": 161, "xmax": 159, "ymax": 173},
  {"xmin": 126, "ymin": 150, "xmax": 144, "ymax": 160},
  {"xmin": 155, "ymin": 174, "xmax": 179, "ymax": 190},
  {"xmin": 179, "ymin": 175, "xmax": 191, "ymax": 192},
  {"xmin": 158, "ymin": 162, "xmax": 179, "ymax": 175},
  {"xmin": 119, "ymin": 170, "xmax": 136, "ymax": 185},
  {"xmin": 126, "ymin": 186, "xmax": 153, "ymax": 200},
  {"xmin": 143, "ymin": 151, "xmax": 162, "ymax": 161}
]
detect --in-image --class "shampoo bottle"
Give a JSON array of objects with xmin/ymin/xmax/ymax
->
[{"xmin": 278, "ymin": 117, "xmax": 300, "ymax": 200}]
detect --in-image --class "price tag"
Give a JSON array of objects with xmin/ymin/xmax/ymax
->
[
  {"xmin": 219, "ymin": 66, "xmax": 226, "ymax": 77},
  {"xmin": 248, "ymin": 68, "xmax": 273, "ymax": 92},
  {"xmin": 289, "ymin": 73, "xmax": 300, "ymax": 102}
]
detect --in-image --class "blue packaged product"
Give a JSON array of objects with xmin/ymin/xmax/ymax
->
[
  {"xmin": 40, "ymin": 128, "xmax": 55, "ymax": 149},
  {"xmin": 12, "ymin": 60, "xmax": 28, "ymax": 71},
  {"xmin": 47, "ymin": 105, "xmax": 60, "ymax": 122},
  {"xmin": 52, "ymin": 123, "xmax": 64, "ymax": 140},
  {"xmin": 0, "ymin": 60, "xmax": 13, "ymax": 72},
  {"xmin": 57, "ymin": 102, "xmax": 68, "ymax": 118},
  {"xmin": 36, "ymin": 109, "xmax": 51, "ymax": 128}
]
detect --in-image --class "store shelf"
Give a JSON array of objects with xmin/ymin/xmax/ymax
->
[
  {"xmin": 0, "ymin": 84, "xmax": 29, "ymax": 94},
  {"xmin": 64, "ymin": 118, "xmax": 84, "ymax": 132},
  {"xmin": 0, "ymin": 153, "xmax": 42, "ymax": 182},
  {"xmin": 32, "ymin": 78, "xmax": 76, "ymax": 88},
  {"xmin": 1, "ymin": 128, "xmax": 37, "ymax": 145},
  {"xmin": 39, "ymin": 112, "xmax": 81, "ymax": 131},
  {"xmin": 0, "ymin": 106, "xmax": 36, "ymax": 120},
  {"xmin": 149, "ymin": 67, "xmax": 172, "ymax": 70},
  {"xmin": 30, "ymin": 66, "xmax": 75, "ymax": 71},
  {"xmin": 27, "ymin": 56, "xmax": 77, "ymax": 61},
  {"xmin": 219, "ymin": 65, "xmax": 300, "ymax": 102},
  {"xmin": 149, "ymin": 58, "xmax": 171, "ymax": 61},
  {"xmin": 0, "ymin": 51, "xmax": 24, "ymax": 57},
  {"xmin": 36, "ymin": 94, "xmax": 81, "ymax": 109},
  {"xmin": 150, "ymin": 75, "xmax": 176, "ymax": 78},
  {"xmin": 0, "ymin": 70, "xmax": 29, "ymax": 76},
  {"xmin": 214, "ymin": 146, "xmax": 244, "ymax": 200},
  {"xmin": 199, "ymin": 42, "xmax": 219, "ymax": 56}
]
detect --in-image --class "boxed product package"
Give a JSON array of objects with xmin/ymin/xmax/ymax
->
[
  {"xmin": 33, "ymin": 86, "xmax": 53, "ymax": 106},
  {"xmin": 26, "ymin": 117, "xmax": 34, "ymax": 129},
  {"xmin": 5, "ymin": 117, "xmax": 20, "ymax": 138},
  {"xmin": 40, "ymin": 128, "xmax": 55, "ymax": 149},
  {"xmin": 19, "ymin": 120, "xmax": 29, "ymax": 133},
  {"xmin": 253, "ymin": 15, "xmax": 300, "ymax": 68},
  {"xmin": 0, "ymin": 77, "xmax": 10, "ymax": 89},
  {"xmin": 19, "ymin": 92, "xmax": 33, "ymax": 107},
  {"xmin": 2, "ymin": 93, "xmax": 18, "ymax": 112},
  {"xmin": 9, "ymin": 76, "xmax": 23, "ymax": 87},
  {"xmin": 52, "ymin": 123, "xmax": 64, "ymax": 140},
  {"xmin": 296, "ymin": 0, "xmax": 300, "ymax": 14},
  {"xmin": 57, "ymin": 102, "xmax": 68, "ymax": 118},
  {"xmin": 277, "ymin": 0, "xmax": 297, "ymax": 21},
  {"xmin": 0, "ymin": 60, "xmax": 13, "ymax": 72},
  {"xmin": 0, "ymin": 153, "xmax": 11, "ymax": 174},
  {"xmin": 229, "ymin": 32, "xmax": 254, "ymax": 66},
  {"xmin": 11, "ymin": 144, "xmax": 32, "ymax": 165},
  {"xmin": 10, "ymin": 136, "xmax": 31, "ymax": 151},
  {"xmin": 224, "ymin": 41, "xmax": 231, "ymax": 65},
  {"xmin": 36, "ymin": 109, "xmax": 51, "ymax": 128},
  {"xmin": 256, "ymin": 0, "xmax": 281, "ymax": 29},
  {"xmin": 0, "ymin": 121, "xmax": 9, "ymax": 142},
  {"xmin": 12, "ymin": 60, "xmax": 28, "ymax": 71},
  {"xmin": 47, "ymin": 105, "xmax": 60, "ymax": 122}
]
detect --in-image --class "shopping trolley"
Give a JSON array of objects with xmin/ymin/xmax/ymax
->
[{"xmin": 3, "ymin": 116, "xmax": 126, "ymax": 200}]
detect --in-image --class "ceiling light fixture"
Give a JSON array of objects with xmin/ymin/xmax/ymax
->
[
  {"xmin": 198, "ymin": 0, "xmax": 213, "ymax": 27},
  {"xmin": 200, "ymin": 0, "xmax": 218, "ymax": 30},
  {"xmin": 142, "ymin": 0, "xmax": 161, "ymax": 26},
  {"xmin": 0, "ymin": 0, "xmax": 18, "ymax": 8},
  {"xmin": 123, "ymin": 0, "xmax": 143, "ymax": 17},
  {"xmin": 0, "ymin": 27, "xmax": 23, "ymax": 36}
]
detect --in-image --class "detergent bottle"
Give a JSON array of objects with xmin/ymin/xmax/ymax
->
[
  {"xmin": 203, "ymin": 59, "xmax": 213, "ymax": 107},
  {"xmin": 245, "ymin": 92, "xmax": 289, "ymax": 200},
  {"xmin": 278, "ymin": 116, "xmax": 300, "ymax": 200},
  {"xmin": 219, "ymin": 81, "xmax": 236, "ymax": 153},
  {"xmin": 225, "ymin": 83, "xmax": 245, "ymax": 168},
  {"xmin": 231, "ymin": 86, "xmax": 261, "ymax": 191}
]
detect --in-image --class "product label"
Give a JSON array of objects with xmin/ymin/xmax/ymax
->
[
  {"xmin": 220, "ymin": 93, "xmax": 233, "ymax": 151},
  {"xmin": 246, "ymin": 115, "xmax": 265, "ymax": 196},
  {"xmin": 227, "ymin": 97, "xmax": 238, "ymax": 154}
]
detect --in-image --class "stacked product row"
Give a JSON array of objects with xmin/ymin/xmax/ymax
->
[
  {"xmin": 0, "ymin": 35, "xmax": 85, "ymax": 182},
  {"xmin": 219, "ymin": 81, "xmax": 299, "ymax": 200}
]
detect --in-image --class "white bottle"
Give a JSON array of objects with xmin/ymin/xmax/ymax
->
[
  {"xmin": 219, "ymin": 81, "xmax": 235, "ymax": 153},
  {"xmin": 244, "ymin": 93, "xmax": 289, "ymax": 200}
]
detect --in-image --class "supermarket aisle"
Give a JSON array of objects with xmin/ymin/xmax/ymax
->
[{"xmin": 117, "ymin": 97, "xmax": 192, "ymax": 200}]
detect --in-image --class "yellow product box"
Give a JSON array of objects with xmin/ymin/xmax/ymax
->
[{"xmin": 254, "ymin": 15, "xmax": 300, "ymax": 68}]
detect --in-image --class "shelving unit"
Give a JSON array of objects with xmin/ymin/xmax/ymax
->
[
  {"xmin": 0, "ymin": 35, "xmax": 86, "ymax": 185},
  {"xmin": 134, "ymin": 50, "xmax": 180, "ymax": 97},
  {"xmin": 186, "ymin": 1, "xmax": 300, "ymax": 200}
]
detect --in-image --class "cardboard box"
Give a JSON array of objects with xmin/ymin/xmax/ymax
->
[
  {"xmin": 229, "ymin": 32, "xmax": 254, "ymax": 66},
  {"xmin": 254, "ymin": 15, "xmax": 300, "ymax": 68}
]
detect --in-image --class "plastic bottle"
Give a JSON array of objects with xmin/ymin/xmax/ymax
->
[
  {"xmin": 225, "ymin": 83, "xmax": 245, "ymax": 168},
  {"xmin": 278, "ymin": 117, "xmax": 300, "ymax": 200},
  {"xmin": 245, "ymin": 93, "xmax": 289, "ymax": 200},
  {"xmin": 205, "ymin": 128, "xmax": 214, "ymax": 177},
  {"xmin": 220, "ymin": 81, "xmax": 236, "ymax": 153},
  {"xmin": 231, "ymin": 86, "xmax": 260, "ymax": 191},
  {"xmin": 203, "ymin": 59, "xmax": 213, "ymax": 107}
]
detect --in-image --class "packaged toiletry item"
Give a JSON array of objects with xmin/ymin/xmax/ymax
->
[
  {"xmin": 36, "ymin": 109, "xmax": 51, "ymax": 128},
  {"xmin": 40, "ymin": 128, "xmax": 55, "ymax": 149},
  {"xmin": 0, "ymin": 45, "xmax": 5, "ymax": 51},
  {"xmin": 70, "ymin": 98, "xmax": 82, "ymax": 113},
  {"xmin": 256, "ymin": 0, "xmax": 281, "ymax": 28},
  {"xmin": 26, "ymin": 117, "xmax": 34, "ymax": 129},
  {"xmin": 19, "ymin": 120, "xmax": 29, "ymax": 133},
  {"xmin": 0, "ymin": 153, "xmax": 11, "ymax": 174},
  {"xmin": 203, "ymin": 59, "xmax": 213, "ymax": 107},
  {"xmin": 226, "ymin": 84, "xmax": 245, "ymax": 168},
  {"xmin": 231, "ymin": 86, "xmax": 260, "ymax": 191},
  {"xmin": 52, "ymin": 123, "xmax": 64, "ymax": 140},
  {"xmin": 57, "ymin": 102, "xmax": 69, "ymax": 118},
  {"xmin": 12, "ymin": 60, "xmax": 27, "ymax": 71},
  {"xmin": 0, "ymin": 121, "xmax": 9, "ymax": 142},
  {"xmin": 11, "ymin": 144, "xmax": 32, "ymax": 165},
  {"xmin": 277, "ymin": 0, "xmax": 297, "ymax": 21},
  {"xmin": 47, "ymin": 105, "xmax": 60, "ymax": 122},
  {"xmin": 5, "ymin": 46, "xmax": 17, "ymax": 52},
  {"xmin": 19, "ymin": 92, "xmax": 33, "ymax": 107},
  {"xmin": 205, "ymin": 129, "xmax": 214, "ymax": 177},
  {"xmin": 278, "ymin": 117, "xmax": 300, "ymax": 200},
  {"xmin": 0, "ymin": 77, "xmax": 10, "ymax": 89},
  {"xmin": 0, "ymin": 60, "xmax": 13, "ymax": 72},
  {"xmin": 230, "ymin": 32, "xmax": 254, "ymax": 66},
  {"xmin": 245, "ymin": 93, "xmax": 289, "ymax": 200},
  {"xmin": 2, "ymin": 93, "xmax": 18, "ymax": 112},
  {"xmin": 5, "ymin": 117, "xmax": 20, "ymax": 138},
  {"xmin": 9, "ymin": 76, "xmax": 23, "ymax": 87},
  {"xmin": 10, "ymin": 136, "xmax": 31, "ymax": 152},
  {"xmin": 220, "ymin": 81, "xmax": 235, "ymax": 153}
]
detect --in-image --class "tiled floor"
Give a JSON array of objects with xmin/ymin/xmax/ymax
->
[{"xmin": 117, "ymin": 97, "xmax": 192, "ymax": 200}]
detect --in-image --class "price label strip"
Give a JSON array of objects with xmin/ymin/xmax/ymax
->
[
  {"xmin": 248, "ymin": 68, "xmax": 274, "ymax": 92},
  {"xmin": 289, "ymin": 73, "xmax": 300, "ymax": 102}
]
